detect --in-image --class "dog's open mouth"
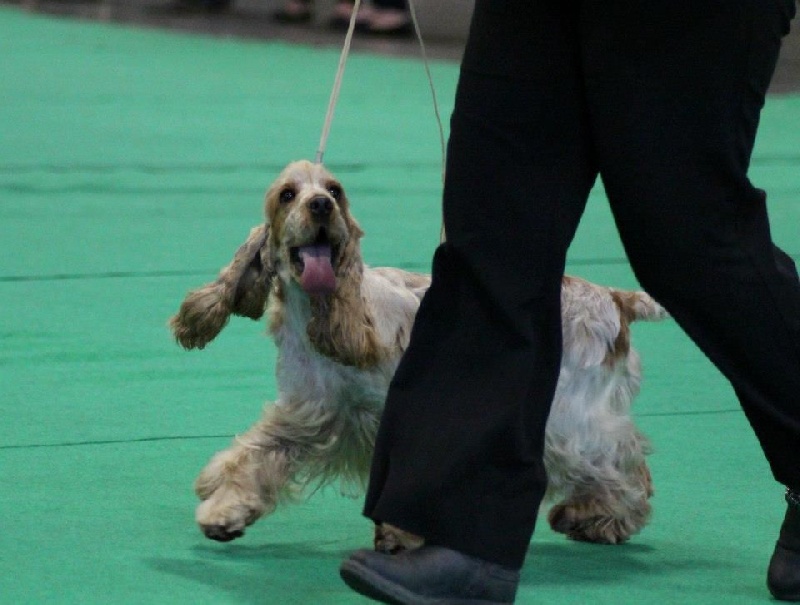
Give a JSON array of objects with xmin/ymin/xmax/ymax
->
[{"xmin": 289, "ymin": 228, "xmax": 338, "ymax": 296}]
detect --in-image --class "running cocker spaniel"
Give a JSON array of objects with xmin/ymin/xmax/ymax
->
[{"xmin": 170, "ymin": 160, "xmax": 667, "ymax": 551}]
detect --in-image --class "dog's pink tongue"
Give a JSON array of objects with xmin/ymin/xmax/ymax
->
[{"xmin": 299, "ymin": 245, "xmax": 336, "ymax": 296}]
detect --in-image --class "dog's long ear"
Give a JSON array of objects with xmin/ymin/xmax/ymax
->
[{"xmin": 169, "ymin": 224, "xmax": 273, "ymax": 350}]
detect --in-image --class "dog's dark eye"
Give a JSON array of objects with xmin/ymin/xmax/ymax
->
[
  {"xmin": 328, "ymin": 185, "xmax": 342, "ymax": 200},
  {"xmin": 279, "ymin": 188, "xmax": 295, "ymax": 204}
]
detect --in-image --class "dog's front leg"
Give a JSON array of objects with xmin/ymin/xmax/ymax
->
[{"xmin": 194, "ymin": 404, "xmax": 302, "ymax": 542}]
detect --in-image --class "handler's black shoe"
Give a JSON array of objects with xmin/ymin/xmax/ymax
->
[
  {"xmin": 768, "ymin": 489, "xmax": 800, "ymax": 601},
  {"xmin": 339, "ymin": 545, "xmax": 519, "ymax": 604}
]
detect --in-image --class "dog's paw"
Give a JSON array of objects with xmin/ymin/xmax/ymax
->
[
  {"xmin": 195, "ymin": 492, "xmax": 266, "ymax": 542},
  {"xmin": 547, "ymin": 499, "xmax": 646, "ymax": 545},
  {"xmin": 202, "ymin": 523, "xmax": 245, "ymax": 542},
  {"xmin": 374, "ymin": 523, "xmax": 424, "ymax": 554}
]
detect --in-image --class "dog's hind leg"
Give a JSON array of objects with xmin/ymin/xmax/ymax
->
[
  {"xmin": 545, "ymin": 367, "xmax": 653, "ymax": 544},
  {"xmin": 546, "ymin": 435, "xmax": 653, "ymax": 545}
]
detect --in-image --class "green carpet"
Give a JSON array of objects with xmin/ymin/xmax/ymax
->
[{"xmin": 1, "ymin": 7, "xmax": 799, "ymax": 604}]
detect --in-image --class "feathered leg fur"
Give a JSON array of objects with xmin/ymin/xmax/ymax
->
[
  {"xmin": 195, "ymin": 399, "xmax": 380, "ymax": 541},
  {"xmin": 194, "ymin": 407, "xmax": 299, "ymax": 542}
]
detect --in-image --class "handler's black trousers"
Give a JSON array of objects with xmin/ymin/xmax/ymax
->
[{"xmin": 364, "ymin": 0, "xmax": 800, "ymax": 569}]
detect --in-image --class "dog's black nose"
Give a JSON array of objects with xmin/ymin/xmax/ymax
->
[{"xmin": 309, "ymin": 196, "xmax": 334, "ymax": 218}]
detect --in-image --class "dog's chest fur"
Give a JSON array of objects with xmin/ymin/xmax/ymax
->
[{"xmin": 271, "ymin": 280, "xmax": 399, "ymax": 412}]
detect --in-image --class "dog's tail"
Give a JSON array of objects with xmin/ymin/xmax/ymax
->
[{"xmin": 610, "ymin": 289, "xmax": 669, "ymax": 323}]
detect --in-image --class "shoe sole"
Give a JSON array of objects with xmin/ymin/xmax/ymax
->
[
  {"xmin": 771, "ymin": 591, "xmax": 800, "ymax": 602},
  {"xmin": 340, "ymin": 560, "xmax": 406, "ymax": 604},
  {"xmin": 339, "ymin": 559, "xmax": 508, "ymax": 605}
]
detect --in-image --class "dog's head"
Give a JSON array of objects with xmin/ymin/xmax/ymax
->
[{"xmin": 265, "ymin": 160, "xmax": 363, "ymax": 297}]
